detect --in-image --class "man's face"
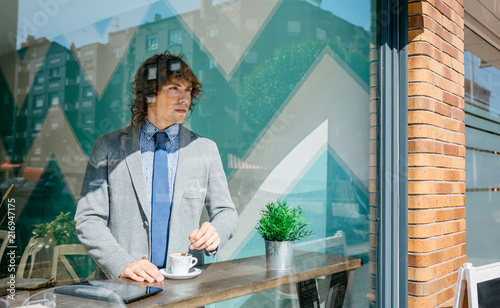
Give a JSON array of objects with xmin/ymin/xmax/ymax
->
[{"xmin": 148, "ymin": 77, "xmax": 192, "ymax": 128}]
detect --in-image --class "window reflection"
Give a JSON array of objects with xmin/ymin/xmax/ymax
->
[
  {"xmin": 0, "ymin": 0, "xmax": 377, "ymax": 306},
  {"xmin": 464, "ymin": 48, "xmax": 500, "ymax": 267}
]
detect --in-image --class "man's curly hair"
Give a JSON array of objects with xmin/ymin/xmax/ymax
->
[{"xmin": 130, "ymin": 52, "xmax": 202, "ymax": 127}]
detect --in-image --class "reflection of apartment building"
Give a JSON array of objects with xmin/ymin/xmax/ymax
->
[
  {"xmin": 7, "ymin": 0, "xmax": 369, "ymax": 163},
  {"xmin": 128, "ymin": 14, "xmax": 194, "ymax": 68},
  {"xmin": 107, "ymin": 14, "xmax": 195, "ymax": 130},
  {"xmin": 108, "ymin": 27, "xmax": 138, "ymax": 129},
  {"xmin": 464, "ymin": 78, "xmax": 491, "ymax": 106},
  {"xmin": 73, "ymin": 43, "xmax": 112, "ymax": 131},
  {"xmin": 106, "ymin": 1, "xmax": 369, "ymax": 149},
  {"xmin": 11, "ymin": 36, "xmax": 78, "ymax": 163}
]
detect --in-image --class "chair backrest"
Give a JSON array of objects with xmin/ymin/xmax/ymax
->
[
  {"xmin": 295, "ymin": 231, "xmax": 354, "ymax": 308},
  {"xmin": 51, "ymin": 244, "xmax": 94, "ymax": 283},
  {"xmin": 17, "ymin": 236, "xmax": 45, "ymax": 278},
  {"xmin": 294, "ymin": 230, "xmax": 347, "ymax": 256}
]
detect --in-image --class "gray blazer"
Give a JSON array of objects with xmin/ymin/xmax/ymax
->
[{"xmin": 75, "ymin": 125, "xmax": 238, "ymax": 279}]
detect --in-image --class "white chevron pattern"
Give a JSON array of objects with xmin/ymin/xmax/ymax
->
[
  {"xmin": 166, "ymin": 0, "xmax": 282, "ymax": 79},
  {"xmin": 220, "ymin": 47, "xmax": 370, "ymax": 259},
  {"xmin": 20, "ymin": 103, "xmax": 87, "ymax": 202},
  {"xmin": 65, "ymin": 5, "xmax": 150, "ymax": 97}
]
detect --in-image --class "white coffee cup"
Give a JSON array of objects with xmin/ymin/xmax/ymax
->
[{"xmin": 169, "ymin": 253, "xmax": 198, "ymax": 275}]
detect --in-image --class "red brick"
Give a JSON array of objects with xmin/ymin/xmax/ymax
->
[
  {"xmin": 408, "ymin": 153, "xmax": 436, "ymax": 167},
  {"xmin": 409, "ymin": 251, "xmax": 444, "ymax": 267},
  {"xmin": 409, "ymin": 238, "xmax": 438, "ymax": 253},
  {"xmin": 409, "ymin": 182, "xmax": 437, "ymax": 194},
  {"xmin": 409, "ymin": 223, "xmax": 443, "ymax": 238},
  {"xmin": 444, "ymin": 195, "xmax": 465, "ymax": 207},
  {"xmin": 436, "ymin": 209, "xmax": 453, "ymax": 221},
  {"xmin": 409, "ymin": 210, "xmax": 437, "ymax": 223},
  {"xmin": 434, "ymin": 0, "xmax": 452, "ymax": 19},
  {"xmin": 437, "ymin": 286, "xmax": 455, "ymax": 305},
  {"xmin": 445, "ymin": 271, "xmax": 458, "ymax": 287},
  {"xmin": 409, "ymin": 195, "xmax": 444, "ymax": 209},
  {"xmin": 435, "ymin": 127, "xmax": 453, "ymax": 142},
  {"xmin": 444, "ymin": 221, "xmax": 460, "ymax": 234},
  {"xmin": 409, "ymin": 97, "xmax": 436, "ymax": 111},
  {"xmin": 409, "ymin": 15, "xmax": 433, "ymax": 29},
  {"xmin": 435, "ymin": 101, "xmax": 452, "ymax": 116},
  {"xmin": 409, "ymin": 168, "xmax": 444, "ymax": 180},
  {"xmin": 442, "ymin": 41, "xmax": 460, "ymax": 59},
  {"xmin": 436, "ymin": 260, "xmax": 455, "ymax": 277},
  {"xmin": 408, "ymin": 42, "xmax": 433, "ymax": 57},
  {"xmin": 409, "ymin": 110, "xmax": 443, "ymax": 126},
  {"xmin": 454, "ymin": 255, "xmax": 467, "ymax": 270},
  {"xmin": 409, "ymin": 125, "xmax": 437, "ymax": 139},
  {"xmin": 409, "ymin": 278, "xmax": 445, "ymax": 296},
  {"xmin": 443, "ymin": 245, "xmax": 461, "ymax": 260},
  {"xmin": 452, "ymin": 207, "xmax": 465, "ymax": 219},
  {"xmin": 436, "ymin": 182, "xmax": 453, "ymax": 194},
  {"xmin": 409, "ymin": 266, "xmax": 437, "ymax": 282},
  {"xmin": 435, "ymin": 155, "xmax": 454, "ymax": 168},
  {"xmin": 409, "ymin": 140, "xmax": 443, "ymax": 154},
  {"xmin": 451, "ymin": 108, "xmax": 465, "ymax": 121},
  {"xmin": 443, "ymin": 170, "xmax": 460, "ymax": 181},
  {"xmin": 442, "ymin": 118, "xmax": 461, "ymax": 131},
  {"xmin": 437, "ymin": 234, "xmax": 454, "ymax": 249},
  {"xmin": 434, "ymin": 22, "xmax": 452, "ymax": 43},
  {"xmin": 443, "ymin": 144, "xmax": 460, "ymax": 156},
  {"xmin": 409, "ymin": 55, "xmax": 442, "ymax": 74},
  {"xmin": 408, "ymin": 294, "xmax": 437, "ymax": 308}
]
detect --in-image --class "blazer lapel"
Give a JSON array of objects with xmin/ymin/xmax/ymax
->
[{"xmin": 121, "ymin": 125, "xmax": 150, "ymax": 221}]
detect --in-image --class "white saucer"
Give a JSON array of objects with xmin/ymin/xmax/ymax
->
[{"xmin": 160, "ymin": 267, "xmax": 202, "ymax": 280}]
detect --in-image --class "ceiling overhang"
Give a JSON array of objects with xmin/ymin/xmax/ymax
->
[{"xmin": 464, "ymin": 0, "xmax": 500, "ymax": 69}]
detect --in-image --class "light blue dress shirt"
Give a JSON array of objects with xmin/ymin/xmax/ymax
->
[{"xmin": 139, "ymin": 121, "xmax": 180, "ymax": 208}]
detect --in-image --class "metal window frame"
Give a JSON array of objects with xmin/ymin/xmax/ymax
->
[{"xmin": 377, "ymin": 0, "xmax": 408, "ymax": 307}]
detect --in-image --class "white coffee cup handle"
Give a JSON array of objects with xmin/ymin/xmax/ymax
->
[{"xmin": 190, "ymin": 257, "xmax": 198, "ymax": 268}]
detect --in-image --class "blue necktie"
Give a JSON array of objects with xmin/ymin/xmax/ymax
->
[{"xmin": 151, "ymin": 132, "xmax": 171, "ymax": 268}]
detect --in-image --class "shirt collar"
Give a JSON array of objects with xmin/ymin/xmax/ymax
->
[{"xmin": 140, "ymin": 120, "xmax": 180, "ymax": 141}]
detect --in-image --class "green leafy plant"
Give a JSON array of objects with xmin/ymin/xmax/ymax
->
[
  {"xmin": 32, "ymin": 212, "xmax": 78, "ymax": 245},
  {"xmin": 32, "ymin": 222, "xmax": 49, "ymax": 238},
  {"xmin": 256, "ymin": 200, "xmax": 314, "ymax": 242}
]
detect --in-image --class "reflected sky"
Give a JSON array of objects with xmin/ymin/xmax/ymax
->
[
  {"xmin": 17, "ymin": 0, "xmax": 372, "ymax": 49},
  {"xmin": 319, "ymin": 0, "xmax": 371, "ymax": 30},
  {"xmin": 17, "ymin": 0, "xmax": 157, "ymax": 48}
]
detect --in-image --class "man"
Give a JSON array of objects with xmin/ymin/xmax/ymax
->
[{"xmin": 75, "ymin": 52, "xmax": 238, "ymax": 283}]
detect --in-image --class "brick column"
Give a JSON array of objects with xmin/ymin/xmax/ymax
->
[{"xmin": 407, "ymin": 0, "xmax": 466, "ymax": 307}]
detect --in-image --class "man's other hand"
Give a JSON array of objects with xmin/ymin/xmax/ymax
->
[
  {"xmin": 120, "ymin": 260, "xmax": 164, "ymax": 282},
  {"xmin": 189, "ymin": 222, "xmax": 220, "ymax": 252}
]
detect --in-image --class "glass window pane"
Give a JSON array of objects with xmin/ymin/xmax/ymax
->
[
  {"xmin": 147, "ymin": 34, "xmax": 159, "ymax": 51},
  {"xmin": 0, "ymin": 0, "xmax": 380, "ymax": 306},
  {"xmin": 464, "ymin": 29, "xmax": 500, "ymax": 266},
  {"xmin": 169, "ymin": 29, "xmax": 182, "ymax": 46}
]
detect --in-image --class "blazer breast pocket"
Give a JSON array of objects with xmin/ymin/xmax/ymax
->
[{"xmin": 182, "ymin": 180, "xmax": 207, "ymax": 199}]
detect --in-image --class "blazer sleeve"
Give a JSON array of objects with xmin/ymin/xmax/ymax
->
[
  {"xmin": 204, "ymin": 142, "xmax": 238, "ymax": 250},
  {"xmin": 75, "ymin": 135, "xmax": 135, "ymax": 278}
]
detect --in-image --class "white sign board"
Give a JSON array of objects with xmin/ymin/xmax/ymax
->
[{"xmin": 453, "ymin": 262, "xmax": 500, "ymax": 308}]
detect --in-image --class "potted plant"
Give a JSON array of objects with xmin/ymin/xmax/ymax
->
[
  {"xmin": 256, "ymin": 200, "xmax": 314, "ymax": 270},
  {"xmin": 32, "ymin": 212, "xmax": 79, "ymax": 246}
]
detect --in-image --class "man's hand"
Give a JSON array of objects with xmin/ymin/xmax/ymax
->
[
  {"xmin": 120, "ymin": 260, "xmax": 164, "ymax": 282},
  {"xmin": 189, "ymin": 222, "xmax": 220, "ymax": 252}
]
